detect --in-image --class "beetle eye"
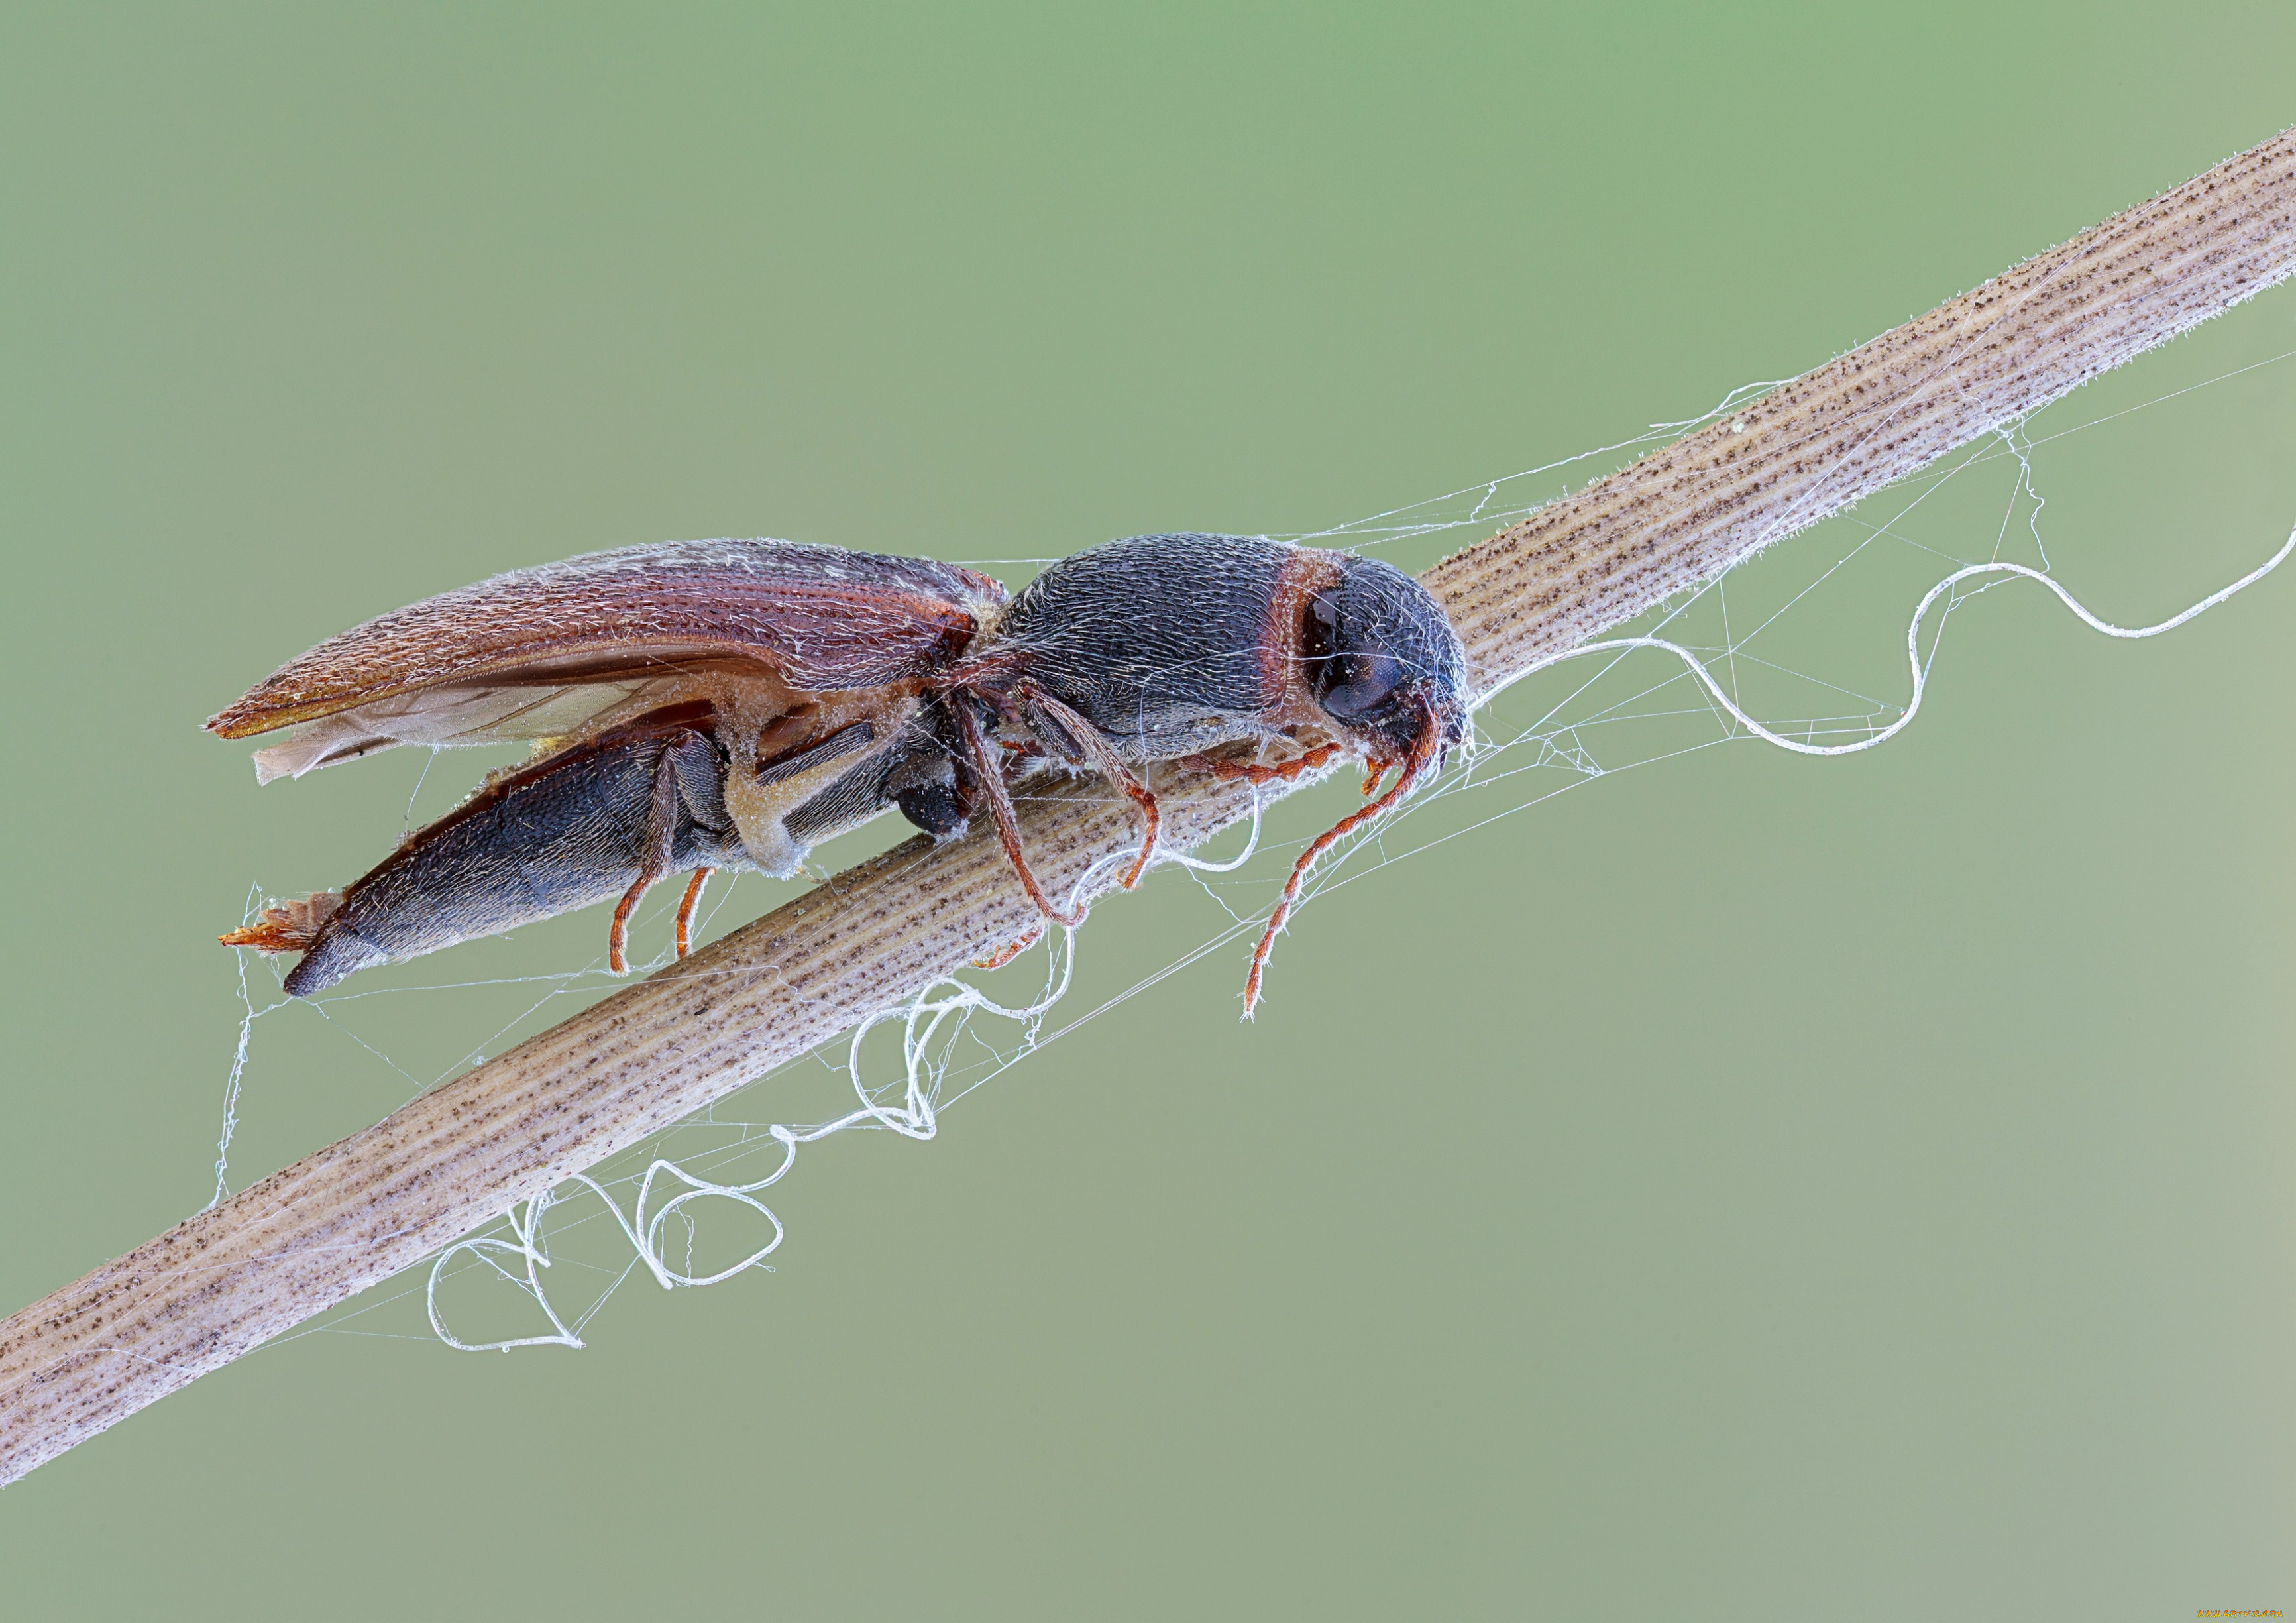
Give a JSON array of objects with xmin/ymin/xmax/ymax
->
[{"xmin": 1317, "ymin": 649, "xmax": 1402, "ymax": 722}]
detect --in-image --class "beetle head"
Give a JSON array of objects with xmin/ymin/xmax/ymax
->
[{"xmin": 1301, "ymin": 555, "xmax": 1470, "ymax": 766}]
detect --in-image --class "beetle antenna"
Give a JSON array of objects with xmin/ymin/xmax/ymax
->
[
  {"xmin": 953, "ymin": 695, "xmax": 1088, "ymax": 928},
  {"xmin": 1243, "ymin": 697, "xmax": 1443, "ymax": 1016}
]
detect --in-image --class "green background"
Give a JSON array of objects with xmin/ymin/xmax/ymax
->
[{"xmin": 4, "ymin": 5, "xmax": 2293, "ymax": 1618}]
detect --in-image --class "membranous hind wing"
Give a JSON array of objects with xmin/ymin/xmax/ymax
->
[{"xmin": 209, "ymin": 538, "xmax": 1006, "ymax": 744}]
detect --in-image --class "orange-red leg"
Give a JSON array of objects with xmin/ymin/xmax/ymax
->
[
  {"xmin": 674, "ymin": 868, "xmax": 713, "ymax": 958},
  {"xmin": 608, "ymin": 742, "xmax": 685, "ymax": 974},
  {"xmin": 972, "ymin": 922, "xmax": 1046, "ymax": 970},
  {"xmin": 1011, "ymin": 679, "xmax": 1160, "ymax": 889},
  {"xmin": 1179, "ymin": 742, "xmax": 1340, "ymax": 786},
  {"xmin": 608, "ymin": 879, "xmax": 647, "ymax": 974},
  {"xmin": 1113, "ymin": 770, "xmax": 1159, "ymax": 889},
  {"xmin": 953, "ymin": 695, "xmax": 1087, "ymax": 928}
]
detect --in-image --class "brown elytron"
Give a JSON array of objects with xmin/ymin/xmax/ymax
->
[{"xmin": 213, "ymin": 532, "xmax": 1468, "ymax": 1007}]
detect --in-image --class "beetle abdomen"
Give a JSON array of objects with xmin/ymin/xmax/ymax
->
[{"xmin": 280, "ymin": 729, "xmax": 744, "ymax": 995}]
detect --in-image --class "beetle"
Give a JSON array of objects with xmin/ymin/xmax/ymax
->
[{"xmin": 212, "ymin": 531, "xmax": 1469, "ymax": 1009}]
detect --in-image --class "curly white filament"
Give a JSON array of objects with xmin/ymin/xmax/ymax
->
[{"xmin": 1532, "ymin": 521, "xmax": 2296, "ymax": 757}]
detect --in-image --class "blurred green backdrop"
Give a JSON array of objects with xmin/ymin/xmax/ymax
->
[{"xmin": 3, "ymin": 5, "xmax": 2293, "ymax": 1618}]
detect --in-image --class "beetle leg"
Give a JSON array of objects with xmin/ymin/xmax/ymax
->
[
  {"xmin": 971, "ymin": 922, "xmax": 1046, "ymax": 970},
  {"xmin": 674, "ymin": 867, "xmax": 713, "ymax": 958},
  {"xmin": 607, "ymin": 738, "xmax": 688, "ymax": 974},
  {"xmin": 1009, "ymin": 678, "xmax": 1159, "ymax": 889},
  {"xmin": 951, "ymin": 693, "xmax": 1086, "ymax": 928},
  {"xmin": 1179, "ymin": 741, "xmax": 1340, "ymax": 785}
]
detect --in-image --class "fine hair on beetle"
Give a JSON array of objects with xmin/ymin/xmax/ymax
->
[{"xmin": 210, "ymin": 532, "xmax": 1469, "ymax": 1011}]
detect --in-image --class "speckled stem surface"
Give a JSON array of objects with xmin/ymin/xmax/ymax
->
[{"xmin": 3, "ymin": 127, "xmax": 2290, "ymax": 1486}]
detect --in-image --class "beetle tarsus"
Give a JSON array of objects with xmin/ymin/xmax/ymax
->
[
  {"xmin": 971, "ymin": 923, "xmax": 1046, "ymax": 970},
  {"xmin": 1113, "ymin": 771, "xmax": 1158, "ymax": 889}
]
